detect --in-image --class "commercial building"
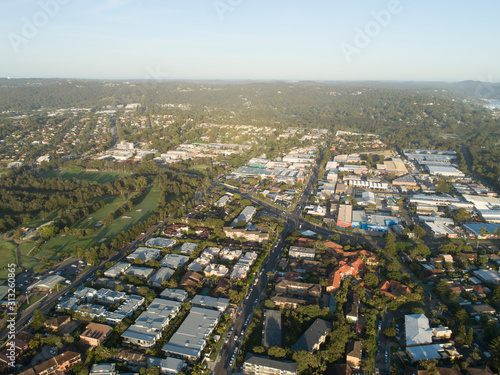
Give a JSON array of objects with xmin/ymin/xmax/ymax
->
[
  {"xmin": 473, "ymin": 269, "xmax": 500, "ymax": 284},
  {"xmin": 337, "ymin": 204, "xmax": 353, "ymax": 228},
  {"xmin": 162, "ymin": 307, "xmax": 220, "ymax": 361},
  {"xmin": 29, "ymin": 275, "xmax": 66, "ymax": 292},
  {"xmin": 426, "ymin": 165, "xmax": 464, "ymax": 178},
  {"xmin": 243, "ymin": 354, "xmax": 297, "ymax": 375}
]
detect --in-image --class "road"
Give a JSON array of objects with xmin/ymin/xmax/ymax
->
[{"xmin": 213, "ymin": 221, "xmax": 292, "ymax": 375}]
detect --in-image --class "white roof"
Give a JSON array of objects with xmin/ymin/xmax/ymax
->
[{"xmin": 405, "ymin": 314, "xmax": 433, "ymax": 346}]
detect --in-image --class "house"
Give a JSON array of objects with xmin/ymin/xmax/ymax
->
[
  {"xmin": 126, "ymin": 247, "xmax": 161, "ymax": 263},
  {"xmin": 116, "ymin": 349, "xmax": 147, "ymax": 367},
  {"xmin": 243, "ymin": 354, "xmax": 298, "ymax": 375},
  {"xmin": 81, "ymin": 322, "xmax": 113, "ymax": 347},
  {"xmin": 346, "ymin": 291, "xmax": 360, "ymax": 323},
  {"xmin": 326, "ymin": 258, "xmax": 365, "ymax": 292},
  {"xmin": 378, "ymin": 280, "xmax": 412, "ymax": 299},
  {"xmin": 346, "ymin": 340, "xmax": 362, "ymax": 369},
  {"xmin": 179, "ymin": 271, "xmax": 203, "ymax": 289},
  {"xmin": 436, "ymin": 367, "xmax": 461, "ymax": 375},
  {"xmin": 292, "ymin": 319, "xmax": 331, "ymax": 353},
  {"xmin": 44, "ymin": 315, "xmax": 71, "ymax": 331},
  {"xmin": 149, "ymin": 267, "xmax": 175, "ymax": 287}
]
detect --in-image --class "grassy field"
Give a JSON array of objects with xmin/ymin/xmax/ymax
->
[
  {"xmin": 72, "ymin": 195, "xmax": 127, "ymax": 230},
  {"xmin": 40, "ymin": 169, "xmax": 129, "ymax": 184},
  {"xmin": 0, "ymin": 241, "xmax": 19, "ymax": 285},
  {"xmin": 186, "ymin": 164, "xmax": 211, "ymax": 177},
  {"xmin": 38, "ymin": 185, "xmax": 161, "ymax": 259}
]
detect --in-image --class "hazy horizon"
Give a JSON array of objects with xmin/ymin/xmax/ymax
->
[{"xmin": 2, "ymin": 0, "xmax": 499, "ymax": 81}]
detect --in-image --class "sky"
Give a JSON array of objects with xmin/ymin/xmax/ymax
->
[{"xmin": 1, "ymin": 0, "xmax": 499, "ymax": 81}]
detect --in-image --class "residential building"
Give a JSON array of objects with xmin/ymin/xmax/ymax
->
[
  {"xmin": 230, "ymin": 206, "xmax": 257, "ymax": 227},
  {"xmin": 126, "ymin": 247, "xmax": 161, "ymax": 262},
  {"xmin": 326, "ymin": 259, "xmax": 365, "ymax": 292},
  {"xmin": 147, "ymin": 357, "xmax": 186, "ymax": 374},
  {"xmin": 292, "ymin": 319, "xmax": 331, "ymax": 353},
  {"xmin": 162, "ymin": 307, "xmax": 220, "ymax": 361},
  {"xmin": 160, "ymin": 288, "xmax": 189, "ymax": 302},
  {"xmin": 104, "ymin": 262, "xmax": 131, "ymax": 278},
  {"xmin": 223, "ymin": 227, "xmax": 269, "ymax": 242},
  {"xmin": 346, "ymin": 340, "xmax": 362, "ymax": 369},
  {"xmin": 150, "ymin": 267, "xmax": 175, "ymax": 287},
  {"xmin": 32, "ymin": 351, "xmax": 82, "ymax": 375},
  {"xmin": 179, "ymin": 271, "xmax": 203, "ymax": 289},
  {"xmin": 44, "ymin": 315, "xmax": 71, "ymax": 331},
  {"xmin": 146, "ymin": 237, "xmax": 177, "ymax": 249},
  {"xmin": 125, "ymin": 266, "xmax": 154, "ymax": 279},
  {"xmin": 378, "ymin": 280, "xmax": 412, "ymax": 299},
  {"xmin": 262, "ymin": 310, "xmax": 282, "ymax": 348},
  {"xmin": 90, "ymin": 363, "xmax": 116, "ymax": 375},
  {"xmin": 275, "ymin": 280, "xmax": 322, "ymax": 298},
  {"xmin": 191, "ymin": 295, "xmax": 230, "ymax": 312},
  {"xmin": 160, "ymin": 254, "xmax": 190, "ymax": 269},
  {"xmin": 289, "ymin": 246, "xmax": 316, "ymax": 260},
  {"xmin": 243, "ymin": 354, "xmax": 298, "ymax": 375},
  {"xmin": 81, "ymin": 322, "xmax": 113, "ymax": 347},
  {"xmin": 406, "ymin": 343, "xmax": 461, "ymax": 362}
]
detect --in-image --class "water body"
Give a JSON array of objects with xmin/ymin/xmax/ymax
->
[{"xmin": 484, "ymin": 100, "xmax": 500, "ymax": 109}]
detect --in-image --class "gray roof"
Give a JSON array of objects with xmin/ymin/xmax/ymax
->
[
  {"xmin": 244, "ymin": 354, "xmax": 297, "ymax": 374},
  {"xmin": 126, "ymin": 247, "xmax": 161, "ymax": 262},
  {"xmin": 149, "ymin": 267, "xmax": 175, "ymax": 287},
  {"xmin": 30, "ymin": 275, "xmax": 66, "ymax": 290},
  {"xmin": 125, "ymin": 266, "xmax": 155, "ymax": 278},
  {"xmin": 292, "ymin": 318, "xmax": 331, "ymax": 352},
  {"xmin": 263, "ymin": 310, "xmax": 282, "ymax": 347},
  {"xmin": 147, "ymin": 357, "xmax": 186, "ymax": 372},
  {"xmin": 160, "ymin": 288, "xmax": 188, "ymax": 302},
  {"xmin": 104, "ymin": 262, "xmax": 131, "ymax": 278},
  {"xmin": 161, "ymin": 254, "xmax": 190, "ymax": 269},
  {"xmin": 162, "ymin": 306, "xmax": 220, "ymax": 360},
  {"xmin": 146, "ymin": 237, "xmax": 176, "ymax": 248},
  {"xmin": 190, "ymin": 295, "xmax": 230, "ymax": 312}
]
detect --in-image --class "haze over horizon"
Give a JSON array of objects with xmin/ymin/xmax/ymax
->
[{"xmin": 1, "ymin": 0, "xmax": 499, "ymax": 82}]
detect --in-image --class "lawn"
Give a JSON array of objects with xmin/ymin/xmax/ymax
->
[
  {"xmin": 38, "ymin": 185, "xmax": 161, "ymax": 259},
  {"xmin": 40, "ymin": 169, "xmax": 129, "ymax": 184},
  {"xmin": 0, "ymin": 241, "xmax": 19, "ymax": 285},
  {"xmin": 186, "ymin": 164, "xmax": 211, "ymax": 177},
  {"xmin": 72, "ymin": 195, "xmax": 126, "ymax": 230}
]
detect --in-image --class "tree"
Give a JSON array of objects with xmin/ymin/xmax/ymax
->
[
  {"xmin": 412, "ymin": 224, "xmax": 426, "ymax": 240},
  {"xmin": 465, "ymin": 327, "xmax": 474, "ymax": 346},
  {"xmin": 292, "ymin": 350, "xmax": 326, "ymax": 375},
  {"xmin": 363, "ymin": 273, "xmax": 380, "ymax": 289},
  {"xmin": 30, "ymin": 309, "xmax": 46, "ymax": 330},
  {"xmin": 268, "ymin": 346, "xmax": 286, "ymax": 358},
  {"xmin": 384, "ymin": 327, "xmax": 396, "ymax": 338},
  {"xmin": 436, "ymin": 178, "xmax": 451, "ymax": 194},
  {"xmin": 489, "ymin": 336, "xmax": 500, "ymax": 370},
  {"xmin": 384, "ymin": 233, "xmax": 396, "ymax": 256}
]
